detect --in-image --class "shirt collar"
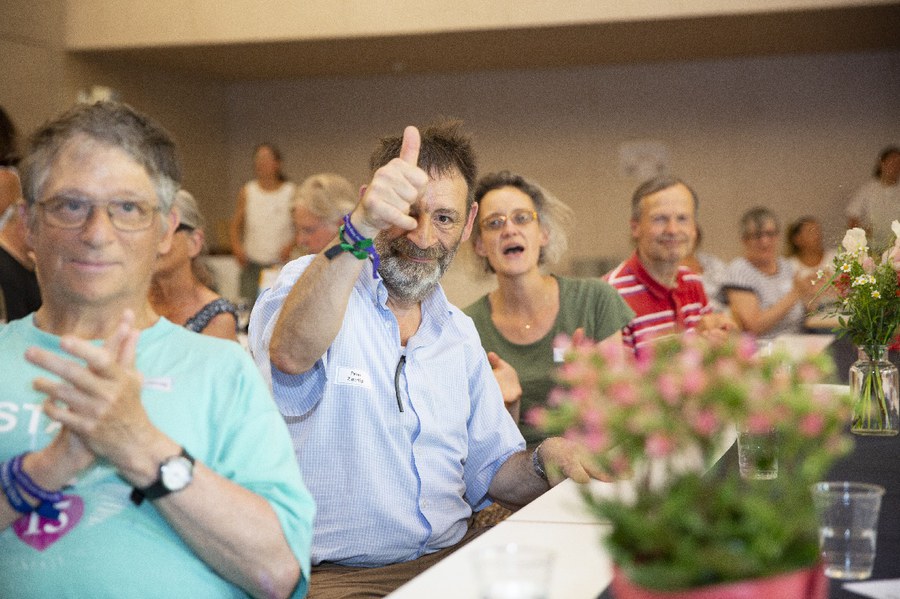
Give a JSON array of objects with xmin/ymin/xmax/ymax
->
[
  {"xmin": 357, "ymin": 267, "xmax": 453, "ymax": 330},
  {"xmin": 627, "ymin": 252, "xmax": 672, "ymax": 300}
]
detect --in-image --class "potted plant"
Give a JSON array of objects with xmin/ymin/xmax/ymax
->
[
  {"xmin": 529, "ymin": 334, "xmax": 853, "ymax": 598},
  {"xmin": 816, "ymin": 222, "xmax": 900, "ymax": 435}
]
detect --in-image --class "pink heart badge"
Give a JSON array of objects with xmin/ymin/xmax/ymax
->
[{"xmin": 12, "ymin": 495, "xmax": 84, "ymax": 551}]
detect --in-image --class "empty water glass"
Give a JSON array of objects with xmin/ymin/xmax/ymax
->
[
  {"xmin": 473, "ymin": 544, "xmax": 554, "ymax": 599},
  {"xmin": 812, "ymin": 481, "xmax": 884, "ymax": 580}
]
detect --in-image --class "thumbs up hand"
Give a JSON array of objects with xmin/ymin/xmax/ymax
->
[{"xmin": 351, "ymin": 126, "xmax": 429, "ymax": 239}]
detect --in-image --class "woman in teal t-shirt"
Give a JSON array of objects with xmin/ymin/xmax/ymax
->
[{"xmin": 463, "ymin": 171, "xmax": 634, "ymax": 445}]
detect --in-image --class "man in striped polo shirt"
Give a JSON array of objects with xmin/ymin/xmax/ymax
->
[{"xmin": 605, "ymin": 176, "xmax": 733, "ymax": 353}]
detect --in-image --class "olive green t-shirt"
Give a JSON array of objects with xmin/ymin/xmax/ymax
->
[{"xmin": 463, "ymin": 276, "xmax": 634, "ymax": 444}]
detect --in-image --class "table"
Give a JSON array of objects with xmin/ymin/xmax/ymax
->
[
  {"xmin": 388, "ymin": 432, "xmax": 736, "ymax": 598},
  {"xmin": 387, "ymin": 479, "xmax": 615, "ymax": 599}
]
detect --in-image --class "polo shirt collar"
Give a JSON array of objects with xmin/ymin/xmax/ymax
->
[{"xmin": 627, "ymin": 252, "xmax": 678, "ymax": 300}]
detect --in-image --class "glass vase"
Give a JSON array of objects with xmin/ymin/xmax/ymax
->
[{"xmin": 849, "ymin": 345, "xmax": 899, "ymax": 436}]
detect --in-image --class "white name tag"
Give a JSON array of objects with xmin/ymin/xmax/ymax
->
[
  {"xmin": 337, "ymin": 367, "xmax": 372, "ymax": 389},
  {"xmin": 143, "ymin": 377, "xmax": 173, "ymax": 392},
  {"xmin": 553, "ymin": 347, "xmax": 567, "ymax": 363}
]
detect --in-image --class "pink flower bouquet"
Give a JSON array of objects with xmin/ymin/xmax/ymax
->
[{"xmin": 530, "ymin": 334, "xmax": 852, "ymax": 591}]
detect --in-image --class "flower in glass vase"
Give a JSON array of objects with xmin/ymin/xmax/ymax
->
[
  {"xmin": 530, "ymin": 334, "xmax": 853, "ymax": 595},
  {"xmin": 816, "ymin": 222, "xmax": 900, "ymax": 435}
]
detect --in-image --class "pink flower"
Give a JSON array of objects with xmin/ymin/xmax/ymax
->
[
  {"xmin": 747, "ymin": 413, "xmax": 775, "ymax": 434},
  {"xmin": 581, "ymin": 428, "xmax": 609, "ymax": 453},
  {"xmin": 736, "ymin": 335, "xmax": 757, "ymax": 361},
  {"xmin": 799, "ymin": 413, "xmax": 825, "ymax": 437},
  {"xmin": 656, "ymin": 373, "xmax": 681, "ymax": 405},
  {"xmin": 678, "ymin": 346, "xmax": 704, "ymax": 370},
  {"xmin": 645, "ymin": 433, "xmax": 675, "ymax": 458},
  {"xmin": 692, "ymin": 409, "xmax": 719, "ymax": 437},
  {"xmin": 525, "ymin": 407, "xmax": 548, "ymax": 429},
  {"xmin": 681, "ymin": 367, "xmax": 708, "ymax": 395},
  {"xmin": 547, "ymin": 388, "xmax": 564, "ymax": 407},
  {"xmin": 608, "ymin": 380, "xmax": 639, "ymax": 407},
  {"xmin": 797, "ymin": 363, "xmax": 822, "ymax": 384},
  {"xmin": 714, "ymin": 357, "xmax": 740, "ymax": 379},
  {"xmin": 862, "ymin": 256, "xmax": 876, "ymax": 274},
  {"xmin": 580, "ymin": 406, "xmax": 606, "ymax": 429},
  {"xmin": 886, "ymin": 243, "xmax": 900, "ymax": 271}
]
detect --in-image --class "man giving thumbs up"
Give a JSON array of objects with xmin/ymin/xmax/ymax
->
[{"xmin": 249, "ymin": 121, "xmax": 602, "ymax": 598}]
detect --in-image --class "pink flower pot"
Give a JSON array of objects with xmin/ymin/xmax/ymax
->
[{"xmin": 611, "ymin": 564, "xmax": 827, "ymax": 599}]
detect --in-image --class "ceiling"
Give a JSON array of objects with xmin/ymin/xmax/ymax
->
[{"xmin": 71, "ymin": 4, "xmax": 900, "ymax": 81}]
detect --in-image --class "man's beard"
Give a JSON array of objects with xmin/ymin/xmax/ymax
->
[{"xmin": 374, "ymin": 234, "xmax": 460, "ymax": 305}]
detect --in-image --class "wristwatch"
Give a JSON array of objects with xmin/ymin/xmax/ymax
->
[{"xmin": 130, "ymin": 447, "xmax": 195, "ymax": 505}]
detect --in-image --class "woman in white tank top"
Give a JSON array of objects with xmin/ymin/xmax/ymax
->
[{"xmin": 229, "ymin": 143, "xmax": 296, "ymax": 302}]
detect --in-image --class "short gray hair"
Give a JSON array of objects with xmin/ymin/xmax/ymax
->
[
  {"xmin": 293, "ymin": 173, "xmax": 356, "ymax": 224},
  {"xmin": 20, "ymin": 102, "xmax": 180, "ymax": 222},
  {"xmin": 471, "ymin": 170, "xmax": 573, "ymax": 273},
  {"xmin": 631, "ymin": 175, "xmax": 698, "ymax": 221},
  {"xmin": 740, "ymin": 206, "xmax": 779, "ymax": 238}
]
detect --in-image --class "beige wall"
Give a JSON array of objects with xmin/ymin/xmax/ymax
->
[
  {"xmin": 1, "ymin": 0, "xmax": 69, "ymax": 142},
  {"xmin": 222, "ymin": 50, "xmax": 900, "ymax": 306},
  {"xmin": 1, "ymin": 0, "xmax": 229, "ymax": 233},
  {"xmin": 64, "ymin": 0, "xmax": 892, "ymax": 48},
  {"xmin": 66, "ymin": 58, "xmax": 231, "ymax": 229},
  {"xmin": 4, "ymin": 2, "xmax": 898, "ymax": 309}
]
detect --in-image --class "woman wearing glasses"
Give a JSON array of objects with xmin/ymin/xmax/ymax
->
[
  {"xmin": 722, "ymin": 207, "xmax": 818, "ymax": 338},
  {"xmin": 151, "ymin": 190, "xmax": 238, "ymax": 340},
  {"xmin": 463, "ymin": 171, "xmax": 633, "ymax": 444}
]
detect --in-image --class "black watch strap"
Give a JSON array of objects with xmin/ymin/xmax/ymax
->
[{"xmin": 130, "ymin": 447, "xmax": 194, "ymax": 506}]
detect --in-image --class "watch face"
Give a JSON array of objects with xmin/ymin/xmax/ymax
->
[{"xmin": 160, "ymin": 456, "xmax": 194, "ymax": 491}]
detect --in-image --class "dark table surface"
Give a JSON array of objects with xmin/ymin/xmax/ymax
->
[
  {"xmin": 598, "ymin": 336, "xmax": 900, "ymax": 599},
  {"xmin": 826, "ymin": 335, "xmax": 899, "ymax": 598}
]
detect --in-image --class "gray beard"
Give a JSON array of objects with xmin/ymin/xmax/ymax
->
[{"xmin": 374, "ymin": 234, "xmax": 459, "ymax": 305}]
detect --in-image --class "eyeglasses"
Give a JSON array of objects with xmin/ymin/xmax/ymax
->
[
  {"xmin": 36, "ymin": 196, "xmax": 161, "ymax": 231},
  {"xmin": 480, "ymin": 209, "xmax": 538, "ymax": 231},
  {"xmin": 746, "ymin": 229, "xmax": 779, "ymax": 241}
]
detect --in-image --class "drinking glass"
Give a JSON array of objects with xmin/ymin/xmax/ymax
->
[
  {"xmin": 737, "ymin": 430, "xmax": 778, "ymax": 480},
  {"xmin": 473, "ymin": 544, "xmax": 554, "ymax": 599},
  {"xmin": 812, "ymin": 481, "xmax": 884, "ymax": 580}
]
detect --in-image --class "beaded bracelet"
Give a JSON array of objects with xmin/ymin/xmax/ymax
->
[
  {"xmin": 1, "ymin": 457, "xmax": 32, "ymax": 515},
  {"xmin": 1, "ymin": 454, "xmax": 62, "ymax": 519},
  {"xmin": 322, "ymin": 214, "xmax": 380, "ymax": 279},
  {"xmin": 11, "ymin": 453, "xmax": 62, "ymax": 519}
]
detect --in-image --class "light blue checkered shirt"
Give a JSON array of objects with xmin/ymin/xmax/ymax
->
[{"xmin": 249, "ymin": 255, "xmax": 525, "ymax": 566}]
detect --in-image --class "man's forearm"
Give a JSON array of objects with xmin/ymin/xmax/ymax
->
[
  {"xmin": 488, "ymin": 449, "xmax": 549, "ymax": 509},
  {"xmin": 269, "ymin": 242, "xmax": 367, "ymax": 374}
]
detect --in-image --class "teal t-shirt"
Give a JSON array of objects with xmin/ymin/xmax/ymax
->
[
  {"xmin": 0, "ymin": 316, "xmax": 315, "ymax": 598},
  {"xmin": 464, "ymin": 276, "xmax": 634, "ymax": 444}
]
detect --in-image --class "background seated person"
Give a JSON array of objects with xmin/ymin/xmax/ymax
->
[
  {"xmin": 0, "ymin": 101, "xmax": 314, "ymax": 598},
  {"xmin": 605, "ymin": 175, "xmax": 733, "ymax": 354},
  {"xmin": 259, "ymin": 172, "xmax": 357, "ymax": 291},
  {"xmin": 722, "ymin": 206, "xmax": 818, "ymax": 338},
  {"xmin": 784, "ymin": 215, "xmax": 839, "ymax": 330},
  {"xmin": 680, "ymin": 226, "xmax": 727, "ymax": 313},
  {"xmin": 463, "ymin": 170, "xmax": 633, "ymax": 440},
  {"xmin": 151, "ymin": 189, "xmax": 238, "ymax": 340},
  {"xmin": 0, "ymin": 205, "xmax": 41, "ymax": 321},
  {"xmin": 292, "ymin": 173, "xmax": 357, "ymax": 255}
]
